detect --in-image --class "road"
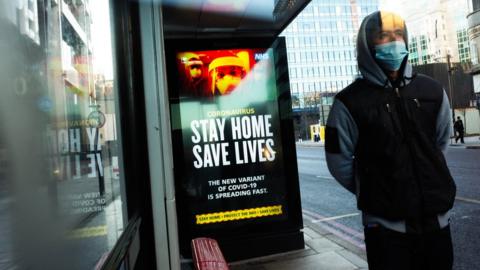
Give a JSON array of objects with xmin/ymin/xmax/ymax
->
[{"xmin": 296, "ymin": 144, "xmax": 480, "ymax": 270}]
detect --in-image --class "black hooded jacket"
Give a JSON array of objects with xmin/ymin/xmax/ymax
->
[{"xmin": 325, "ymin": 11, "xmax": 456, "ymax": 230}]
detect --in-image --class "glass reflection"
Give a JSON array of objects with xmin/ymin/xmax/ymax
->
[{"xmin": 0, "ymin": 0, "xmax": 125, "ymax": 269}]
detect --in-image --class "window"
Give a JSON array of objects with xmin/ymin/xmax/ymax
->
[
  {"xmin": 290, "ymin": 52, "xmax": 296, "ymax": 63},
  {"xmin": 290, "ymin": 68, "xmax": 296, "ymax": 78},
  {"xmin": 292, "ymin": 83, "xmax": 298, "ymax": 92}
]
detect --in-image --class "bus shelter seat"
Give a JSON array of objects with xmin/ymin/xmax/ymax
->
[{"xmin": 191, "ymin": 237, "xmax": 229, "ymax": 270}]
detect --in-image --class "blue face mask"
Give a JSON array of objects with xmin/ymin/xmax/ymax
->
[{"xmin": 374, "ymin": 41, "xmax": 408, "ymax": 71}]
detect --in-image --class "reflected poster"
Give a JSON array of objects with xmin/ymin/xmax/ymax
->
[{"xmin": 173, "ymin": 47, "xmax": 289, "ymax": 226}]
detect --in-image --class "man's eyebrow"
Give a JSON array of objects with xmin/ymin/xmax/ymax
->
[{"xmin": 376, "ymin": 31, "xmax": 389, "ymax": 36}]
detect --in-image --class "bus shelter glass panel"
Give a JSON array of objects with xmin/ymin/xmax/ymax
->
[{"xmin": 0, "ymin": 0, "xmax": 126, "ymax": 269}]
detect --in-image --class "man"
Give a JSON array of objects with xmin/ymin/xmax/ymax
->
[
  {"xmin": 454, "ymin": 116, "xmax": 465, "ymax": 143},
  {"xmin": 325, "ymin": 11, "xmax": 456, "ymax": 270}
]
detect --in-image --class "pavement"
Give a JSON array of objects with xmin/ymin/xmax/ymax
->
[
  {"xmin": 448, "ymin": 135, "xmax": 480, "ymax": 149},
  {"xmin": 230, "ymin": 215, "xmax": 368, "ymax": 270}
]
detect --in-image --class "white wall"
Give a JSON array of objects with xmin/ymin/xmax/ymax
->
[
  {"xmin": 455, "ymin": 108, "xmax": 480, "ymax": 135},
  {"xmin": 473, "ymin": 73, "xmax": 480, "ymax": 93}
]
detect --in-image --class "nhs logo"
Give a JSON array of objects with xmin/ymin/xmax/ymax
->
[{"xmin": 254, "ymin": 53, "xmax": 269, "ymax": 61}]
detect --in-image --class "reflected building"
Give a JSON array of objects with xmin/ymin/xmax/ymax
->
[
  {"xmin": 281, "ymin": 0, "xmax": 379, "ymax": 139},
  {"xmin": 0, "ymin": 1, "xmax": 124, "ymax": 269},
  {"xmin": 4, "ymin": 0, "xmax": 96, "ymax": 119}
]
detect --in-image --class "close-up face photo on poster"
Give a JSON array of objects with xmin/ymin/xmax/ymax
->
[{"xmin": 176, "ymin": 49, "xmax": 274, "ymax": 98}]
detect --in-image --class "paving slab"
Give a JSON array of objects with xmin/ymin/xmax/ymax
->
[
  {"xmin": 262, "ymin": 251, "xmax": 358, "ymax": 270},
  {"xmin": 306, "ymin": 237, "xmax": 344, "ymax": 254},
  {"xmin": 230, "ymin": 247, "xmax": 315, "ymax": 268},
  {"xmin": 303, "ymin": 227, "xmax": 325, "ymax": 238},
  {"xmin": 337, "ymin": 249, "xmax": 369, "ymax": 268}
]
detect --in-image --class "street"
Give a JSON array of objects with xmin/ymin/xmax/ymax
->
[{"xmin": 296, "ymin": 144, "xmax": 480, "ymax": 270}]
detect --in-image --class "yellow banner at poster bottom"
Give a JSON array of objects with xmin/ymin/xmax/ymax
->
[
  {"xmin": 196, "ymin": 205, "xmax": 283, "ymax": 225},
  {"xmin": 68, "ymin": 225, "xmax": 107, "ymax": 239}
]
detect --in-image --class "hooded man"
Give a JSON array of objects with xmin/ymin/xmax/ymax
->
[{"xmin": 325, "ymin": 11, "xmax": 456, "ymax": 270}]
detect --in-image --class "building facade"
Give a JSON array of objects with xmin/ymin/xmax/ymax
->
[
  {"xmin": 469, "ymin": 0, "xmax": 480, "ymax": 75},
  {"xmin": 382, "ymin": 0, "xmax": 471, "ymax": 65},
  {"xmin": 468, "ymin": 0, "xmax": 480, "ymax": 127},
  {"xmin": 281, "ymin": 0, "xmax": 379, "ymax": 139}
]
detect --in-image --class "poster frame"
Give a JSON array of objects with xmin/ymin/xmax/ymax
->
[{"xmin": 164, "ymin": 37, "xmax": 304, "ymax": 261}]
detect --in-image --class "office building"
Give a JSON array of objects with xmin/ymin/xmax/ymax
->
[
  {"xmin": 281, "ymin": 0, "xmax": 379, "ymax": 138},
  {"xmin": 468, "ymin": 0, "xmax": 480, "ymax": 133},
  {"xmin": 469, "ymin": 0, "xmax": 480, "ymax": 78}
]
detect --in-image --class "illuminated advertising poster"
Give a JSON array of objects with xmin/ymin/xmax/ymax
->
[
  {"xmin": 174, "ymin": 48, "xmax": 287, "ymax": 224},
  {"xmin": 169, "ymin": 41, "xmax": 303, "ymax": 260},
  {"xmin": 173, "ymin": 47, "xmax": 291, "ymax": 223}
]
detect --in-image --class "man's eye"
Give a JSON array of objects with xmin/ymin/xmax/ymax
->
[{"xmin": 218, "ymin": 72, "xmax": 225, "ymax": 78}]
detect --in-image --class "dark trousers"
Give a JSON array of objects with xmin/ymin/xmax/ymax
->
[
  {"xmin": 364, "ymin": 225, "xmax": 453, "ymax": 270},
  {"xmin": 455, "ymin": 131, "xmax": 464, "ymax": 143}
]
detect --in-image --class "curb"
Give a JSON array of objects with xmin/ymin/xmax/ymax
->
[
  {"xmin": 450, "ymin": 143, "xmax": 480, "ymax": 149},
  {"xmin": 295, "ymin": 142, "xmax": 324, "ymax": 147}
]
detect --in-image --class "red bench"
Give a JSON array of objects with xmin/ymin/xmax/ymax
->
[{"xmin": 191, "ymin": 237, "xmax": 229, "ymax": 270}]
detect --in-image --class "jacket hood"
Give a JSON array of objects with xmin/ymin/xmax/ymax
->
[{"xmin": 356, "ymin": 11, "xmax": 413, "ymax": 88}]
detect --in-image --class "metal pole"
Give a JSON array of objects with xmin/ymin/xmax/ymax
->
[
  {"xmin": 321, "ymin": 104, "xmax": 325, "ymax": 126},
  {"xmin": 447, "ymin": 54, "xmax": 455, "ymax": 143}
]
